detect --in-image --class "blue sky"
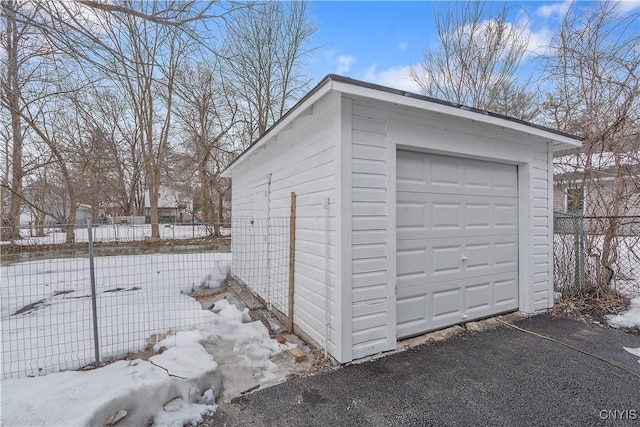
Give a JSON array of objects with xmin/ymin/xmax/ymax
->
[{"xmin": 306, "ymin": 0, "xmax": 640, "ymax": 92}]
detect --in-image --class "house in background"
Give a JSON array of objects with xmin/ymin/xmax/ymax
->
[
  {"xmin": 222, "ymin": 75, "xmax": 582, "ymax": 363},
  {"xmin": 554, "ymin": 163, "xmax": 640, "ymax": 215},
  {"xmin": 144, "ymin": 186, "xmax": 193, "ymax": 223},
  {"xmin": 554, "ymin": 162, "xmax": 640, "ymax": 234}
]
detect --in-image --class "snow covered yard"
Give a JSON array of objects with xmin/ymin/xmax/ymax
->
[
  {"xmin": 1, "ymin": 300, "xmax": 296, "ymax": 427},
  {"xmin": 1, "ymin": 252, "xmax": 231, "ymax": 378},
  {"xmin": 2, "ymin": 224, "xmax": 231, "ymax": 246}
]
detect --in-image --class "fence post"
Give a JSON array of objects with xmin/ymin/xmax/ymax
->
[
  {"xmin": 87, "ymin": 219, "xmax": 100, "ymax": 366},
  {"xmin": 288, "ymin": 192, "xmax": 296, "ymax": 333},
  {"xmin": 578, "ymin": 215, "xmax": 585, "ymax": 291}
]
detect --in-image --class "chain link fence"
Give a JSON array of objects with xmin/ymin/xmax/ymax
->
[
  {"xmin": 0, "ymin": 221, "xmax": 232, "ymax": 379},
  {"xmin": 554, "ymin": 212, "xmax": 640, "ymax": 298}
]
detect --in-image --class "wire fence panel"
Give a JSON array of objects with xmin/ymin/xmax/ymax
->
[
  {"xmin": 554, "ymin": 212, "xmax": 640, "ymax": 299},
  {"xmin": 1, "ymin": 222, "xmax": 231, "ymax": 379},
  {"xmin": 553, "ymin": 212, "xmax": 585, "ymax": 296},
  {"xmin": 231, "ymin": 217, "xmax": 291, "ymax": 317}
]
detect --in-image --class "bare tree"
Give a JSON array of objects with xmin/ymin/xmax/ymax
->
[
  {"xmin": 0, "ymin": 0, "xmax": 43, "ymax": 240},
  {"xmin": 68, "ymin": 1, "xmax": 211, "ymax": 238},
  {"xmin": 544, "ymin": 2, "xmax": 640, "ymax": 292},
  {"xmin": 175, "ymin": 62, "xmax": 237, "ymax": 235},
  {"xmin": 1, "ymin": 1, "xmax": 89, "ymax": 242},
  {"xmin": 222, "ymin": 1, "xmax": 317, "ymax": 144},
  {"xmin": 410, "ymin": 1, "xmax": 537, "ymax": 120}
]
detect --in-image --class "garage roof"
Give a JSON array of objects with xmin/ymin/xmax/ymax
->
[{"xmin": 222, "ymin": 74, "xmax": 583, "ymax": 177}]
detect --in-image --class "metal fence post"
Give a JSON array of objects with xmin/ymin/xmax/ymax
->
[{"xmin": 87, "ymin": 219, "xmax": 100, "ymax": 365}]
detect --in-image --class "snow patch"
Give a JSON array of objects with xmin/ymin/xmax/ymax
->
[
  {"xmin": 1, "ymin": 302, "xmax": 293, "ymax": 426},
  {"xmin": 2, "ymin": 253, "xmax": 231, "ymax": 378},
  {"xmin": 623, "ymin": 347, "xmax": 640, "ymax": 365},
  {"xmin": 607, "ymin": 297, "xmax": 640, "ymax": 329},
  {"xmin": 1, "ymin": 330, "xmax": 219, "ymax": 427},
  {"xmin": 624, "ymin": 347, "xmax": 640, "ymax": 357}
]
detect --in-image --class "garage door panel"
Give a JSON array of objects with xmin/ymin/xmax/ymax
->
[
  {"xmin": 431, "ymin": 159, "xmax": 462, "ymax": 189},
  {"xmin": 465, "ymin": 283, "xmax": 491, "ymax": 310},
  {"xmin": 396, "ymin": 150, "xmax": 519, "ymax": 339},
  {"xmin": 396, "ymin": 248, "xmax": 428, "ymax": 277},
  {"xmin": 396, "ymin": 295, "xmax": 429, "ymax": 325},
  {"xmin": 397, "ymin": 193, "xmax": 518, "ymax": 240},
  {"xmin": 495, "ymin": 277, "xmax": 518, "ymax": 305},
  {"xmin": 397, "ymin": 152, "xmax": 517, "ymax": 197},
  {"xmin": 432, "ymin": 288, "xmax": 462, "ymax": 319},
  {"xmin": 396, "ymin": 273, "xmax": 519, "ymax": 338},
  {"xmin": 396, "ymin": 235, "xmax": 518, "ymax": 286}
]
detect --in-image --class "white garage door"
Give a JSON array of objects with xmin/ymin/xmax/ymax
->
[{"xmin": 396, "ymin": 151, "xmax": 519, "ymax": 339}]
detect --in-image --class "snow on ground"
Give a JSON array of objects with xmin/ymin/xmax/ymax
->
[
  {"xmin": 624, "ymin": 346, "xmax": 640, "ymax": 365},
  {"xmin": 607, "ymin": 297, "xmax": 640, "ymax": 364},
  {"xmin": 607, "ymin": 297, "xmax": 640, "ymax": 329},
  {"xmin": 1, "ymin": 301, "xmax": 292, "ymax": 427},
  {"xmin": 1, "ymin": 252, "xmax": 231, "ymax": 378},
  {"xmin": 3, "ymin": 224, "xmax": 231, "ymax": 245}
]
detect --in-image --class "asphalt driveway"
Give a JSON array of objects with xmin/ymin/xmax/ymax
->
[{"xmin": 205, "ymin": 314, "xmax": 640, "ymax": 426}]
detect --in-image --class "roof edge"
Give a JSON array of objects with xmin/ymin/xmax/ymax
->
[
  {"xmin": 326, "ymin": 74, "xmax": 582, "ymax": 143},
  {"xmin": 223, "ymin": 74, "xmax": 583, "ymax": 176},
  {"xmin": 222, "ymin": 75, "xmax": 334, "ymax": 177}
]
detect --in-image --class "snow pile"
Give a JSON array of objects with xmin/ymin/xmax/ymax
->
[
  {"xmin": 204, "ymin": 299, "xmax": 294, "ymax": 400},
  {"xmin": 1, "ymin": 302, "xmax": 291, "ymax": 426},
  {"xmin": 607, "ymin": 297, "xmax": 640, "ymax": 329},
  {"xmin": 2, "ymin": 253, "xmax": 231, "ymax": 378},
  {"xmin": 1, "ymin": 330, "xmax": 219, "ymax": 427}
]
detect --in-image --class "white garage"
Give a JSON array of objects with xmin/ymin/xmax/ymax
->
[{"xmin": 222, "ymin": 75, "xmax": 582, "ymax": 363}]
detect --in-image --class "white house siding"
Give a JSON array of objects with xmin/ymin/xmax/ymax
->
[
  {"xmin": 349, "ymin": 100, "xmax": 395, "ymax": 359},
  {"xmin": 346, "ymin": 95, "xmax": 555, "ymax": 359},
  {"xmin": 230, "ymin": 92, "xmax": 342, "ymax": 357}
]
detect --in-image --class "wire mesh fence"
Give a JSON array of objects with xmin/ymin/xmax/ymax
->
[
  {"xmin": 554, "ymin": 212, "xmax": 640, "ymax": 299},
  {"xmin": 0, "ymin": 222, "xmax": 229, "ymax": 246},
  {"xmin": 553, "ymin": 212, "xmax": 586, "ymax": 296},
  {"xmin": 231, "ymin": 217, "xmax": 291, "ymax": 319},
  {"xmin": 1, "ymin": 221, "xmax": 231, "ymax": 379}
]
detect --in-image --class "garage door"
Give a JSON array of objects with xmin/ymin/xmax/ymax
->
[{"xmin": 396, "ymin": 151, "xmax": 519, "ymax": 338}]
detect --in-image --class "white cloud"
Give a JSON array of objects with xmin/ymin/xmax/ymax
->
[
  {"xmin": 336, "ymin": 55, "xmax": 355, "ymax": 75},
  {"xmin": 526, "ymin": 26, "xmax": 554, "ymax": 56},
  {"xmin": 536, "ymin": 0, "xmax": 572, "ymax": 18},
  {"xmin": 615, "ymin": 0, "xmax": 640, "ymax": 13},
  {"xmin": 362, "ymin": 64, "xmax": 421, "ymax": 93}
]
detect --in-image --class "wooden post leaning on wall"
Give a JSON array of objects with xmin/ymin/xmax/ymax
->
[{"xmin": 288, "ymin": 192, "xmax": 297, "ymax": 333}]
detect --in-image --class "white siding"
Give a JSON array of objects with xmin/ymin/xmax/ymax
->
[
  {"xmin": 347, "ymin": 95, "xmax": 555, "ymax": 359},
  {"xmin": 230, "ymin": 92, "xmax": 342, "ymax": 358},
  {"xmin": 350, "ymin": 102, "xmax": 395, "ymax": 359}
]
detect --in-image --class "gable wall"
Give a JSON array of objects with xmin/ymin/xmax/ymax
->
[{"xmin": 230, "ymin": 92, "xmax": 343, "ymax": 359}]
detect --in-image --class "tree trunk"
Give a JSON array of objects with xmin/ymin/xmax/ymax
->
[
  {"xmin": 148, "ymin": 174, "xmax": 160, "ymax": 238},
  {"xmin": 35, "ymin": 213, "xmax": 46, "ymax": 237},
  {"xmin": 3, "ymin": 1, "xmax": 23, "ymax": 241}
]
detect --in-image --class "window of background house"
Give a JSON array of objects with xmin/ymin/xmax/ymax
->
[{"xmin": 566, "ymin": 187, "xmax": 584, "ymax": 213}]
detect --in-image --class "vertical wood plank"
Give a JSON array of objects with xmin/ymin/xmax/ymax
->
[{"xmin": 288, "ymin": 192, "xmax": 297, "ymax": 332}]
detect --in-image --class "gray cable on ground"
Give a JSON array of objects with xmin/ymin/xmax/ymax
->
[{"xmin": 495, "ymin": 318, "xmax": 640, "ymax": 380}]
